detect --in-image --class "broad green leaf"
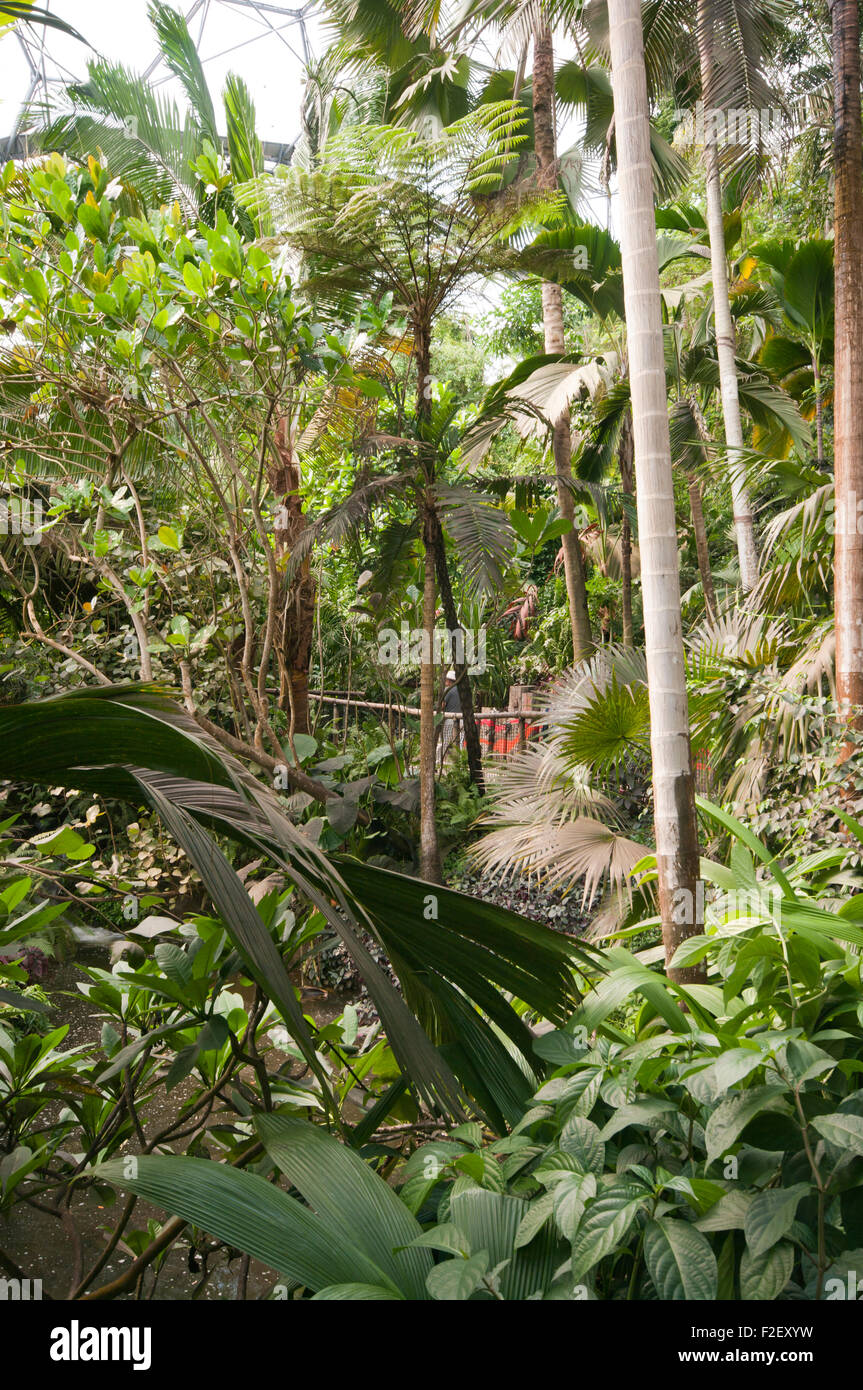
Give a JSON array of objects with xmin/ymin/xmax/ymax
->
[
  {"xmin": 257, "ymin": 1114, "xmax": 430, "ymax": 1300},
  {"xmin": 811, "ymin": 1113, "xmax": 863, "ymax": 1157},
  {"xmin": 704, "ymin": 1085, "xmax": 789, "ymax": 1164},
  {"xmin": 404, "ymin": 1224, "xmax": 471, "ymax": 1257},
  {"xmin": 426, "ymin": 1252, "xmax": 489, "ymax": 1300},
  {"xmin": 157, "ymin": 524, "xmax": 180, "ymax": 550},
  {"xmin": 570, "ymin": 1184, "xmax": 646, "ymax": 1282},
  {"xmin": 644, "ymin": 1218, "xmax": 718, "ymax": 1300},
  {"xmin": 559, "ymin": 1115, "xmax": 605, "ymax": 1174},
  {"xmin": 599, "ymin": 1098, "xmax": 677, "ymax": 1141},
  {"xmin": 553, "ymin": 1172, "xmax": 597, "ymax": 1242},
  {"xmin": 684, "ymin": 1048, "xmax": 765, "ymax": 1104},
  {"xmin": 514, "ymin": 1192, "xmax": 555, "ymax": 1250},
  {"xmin": 743, "ymin": 1184, "xmax": 809, "ymax": 1258},
  {"xmin": 739, "ymin": 1241, "xmax": 794, "ymax": 1301},
  {"xmin": 96, "ymin": 1155, "xmax": 396, "ymax": 1293}
]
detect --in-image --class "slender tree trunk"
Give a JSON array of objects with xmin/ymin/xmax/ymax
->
[
  {"xmin": 687, "ymin": 474, "xmax": 717, "ymax": 620},
  {"xmin": 831, "ymin": 0, "xmax": 863, "ymax": 741},
  {"xmin": 431, "ymin": 512, "xmax": 485, "ymax": 793},
  {"xmin": 608, "ymin": 0, "xmax": 704, "ymax": 983},
  {"xmin": 687, "ymin": 394, "xmax": 718, "ymax": 617},
  {"xmin": 420, "ymin": 512, "xmax": 442, "ymax": 882},
  {"xmin": 619, "ymin": 411, "xmax": 634, "ymax": 645},
  {"xmin": 415, "ymin": 315, "xmax": 443, "ymax": 881},
  {"xmin": 533, "ymin": 21, "xmax": 593, "ymax": 662},
  {"xmin": 813, "ymin": 354, "xmax": 825, "ymax": 467},
  {"xmin": 696, "ymin": 0, "xmax": 759, "ymax": 594},
  {"xmin": 271, "ymin": 418, "xmax": 314, "ymax": 736}
]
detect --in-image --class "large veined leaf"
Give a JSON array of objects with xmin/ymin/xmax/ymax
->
[
  {"xmin": 643, "ymin": 1217, "xmax": 718, "ymax": 1300},
  {"xmin": 739, "ymin": 1241, "xmax": 794, "ymax": 1300},
  {"xmin": 704, "ymin": 1085, "xmax": 790, "ymax": 1165},
  {"xmin": 569, "ymin": 1183, "xmax": 647, "ymax": 1283},
  {"xmin": 743, "ymin": 1184, "xmax": 809, "ymax": 1258}
]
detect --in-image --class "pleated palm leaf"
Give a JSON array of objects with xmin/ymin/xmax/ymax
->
[
  {"xmin": 472, "ymin": 601, "xmax": 837, "ymax": 907},
  {"xmin": 95, "ymin": 1112, "xmax": 565, "ymax": 1298},
  {"xmin": 471, "ymin": 646, "xmax": 653, "ymax": 915},
  {"xmin": 687, "ymin": 608, "xmax": 836, "ymax": 808}
]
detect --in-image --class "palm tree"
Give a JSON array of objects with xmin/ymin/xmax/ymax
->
[
  {"xmin": 830, "ymin": 0, "xmax": 863, "ymax": 741},
  {"xmin": 531, "ymin": 19, "xmax": 594, "ymax": 661},
  {"xmin": 322, "ymin": 1, "xmax": 596, "ymax": 660},
  {"xmin": 39, "ymin": 2, "xmax": 264, "ymax": 225},
  {"xmin": 575, "ymin": 0, "xmax": 789, "ymax": 594},
  {"xmin": 694, "ymin": 0, "xmax": 761, "ymax": 593},
  {"xmin": 470, "ymin": 646, "xmax": 652, "ymax": 917},
  {"xmin": 606, "ymin": 0, "xmax": 703, "ymax": 980}
]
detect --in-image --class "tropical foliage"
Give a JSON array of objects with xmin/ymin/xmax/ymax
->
[{"xmin": 0, "ymin": 0, "xmax": 861, "ymax": 1310}]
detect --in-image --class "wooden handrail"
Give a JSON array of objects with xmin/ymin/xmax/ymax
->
[{"xmin": 307, "ymin": 692, "xmax": 534, "ymax": 721}]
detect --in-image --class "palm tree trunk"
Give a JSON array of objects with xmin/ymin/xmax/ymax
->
[
  {"xmin": 431, "ymin": 512, "xmax": 485, "ymax": 793},
  {"xmin": 813, "ymin": 354, "xmax": 825, "ymax": 467},
  {"xmin": 619, "ymin": 411, "xmax": 634, "ymax": 645},
  {"xmin": 696, "ymin": 0, "xmax": 759, "ymax": 594},
  {"xmin": 607, "ymin": 0, "xmax": 704, "ymax": 983},
  {"xmin": 687, "ymin": 473, "xmax": 717, "ymax": 620},
  {"xmin": 831, "ymin": 0, "xmax": 863, "ymax": 740},
  {"xmin": 271, "ymin": 419, "xmax": 314, "ymax": 737},
  {"xmin": 415, "ymin": 315, "xmax": 443, "ymax": 881},
  {"xmin": 532, "ymin": 21, "xmax": 593, "ymax": 662},
  {"xmin": 420, "ymin": 512, "xmax": 442, "ymax": 882},
  {"xmin": 686, "ymin": 394, "xmax": 718, "ymax": 617}
]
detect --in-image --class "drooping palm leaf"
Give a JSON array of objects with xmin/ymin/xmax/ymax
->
[{"xmin": 0, "ymin": 684, "xmax": 597, "ymax": 1126}]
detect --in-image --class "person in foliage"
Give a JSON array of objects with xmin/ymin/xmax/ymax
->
[{"xmin": 439, "ymin": 667, "xmax": 462, "ymax": 769}]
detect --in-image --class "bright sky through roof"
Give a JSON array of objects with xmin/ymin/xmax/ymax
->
[
  {"xmin": 1, "ymin": 1, "xmax": 323, "ymax": 146},
  {"xmin": 0, "ymin": 0, "xmax": 613, "ymax": 334}
]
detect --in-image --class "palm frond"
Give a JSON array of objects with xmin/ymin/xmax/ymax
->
[{"xmin": 435, "ymin": 484, "xmax": 516, "ymax": 598}]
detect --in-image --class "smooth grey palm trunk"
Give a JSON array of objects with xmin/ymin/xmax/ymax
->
[
  {"xmin": 696, "ymin": 0, "xmax": 759, "ymax": 594},
  {"xmin": 607, "ymin": 0, "xmax": 704, "ymax": 981},
  {"xmin": 532, "ymin": 21, "xmax": 593, "ymax": 661}
]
